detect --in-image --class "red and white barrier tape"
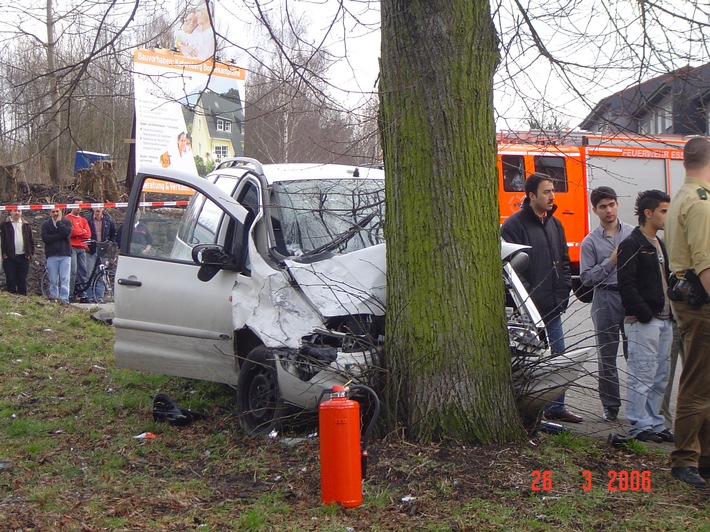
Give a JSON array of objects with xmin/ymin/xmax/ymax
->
[{"xmin": 0, "ymin": 201, "xmax": 190, "ymax": 211}]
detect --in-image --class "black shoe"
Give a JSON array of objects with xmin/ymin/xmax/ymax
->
[
  {"xmin": 80, "ymin": 297, "xmax": 91, "ymax": 304},
  {"xmin": 603, "ymin": 408, "xmax": 618, "ymax": 422},
  {"xmin": 671, "ymin": 466, "xmax": 707, "ymax": 487},
  {"xmin": 634, "ymin": 429, "xmax": 663, "ymax": 443},
  {"xmin": 656, "ymin": 429, "xmax": 674, "ymax": 442},
  {"xmin": 607, "ymin": 433, "xmax": 633, "ymax": 448}
]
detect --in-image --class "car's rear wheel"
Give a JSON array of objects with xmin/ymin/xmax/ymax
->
[{"xmin": 237, "ymin": 346, "xmax": 284, "ymax": 435}]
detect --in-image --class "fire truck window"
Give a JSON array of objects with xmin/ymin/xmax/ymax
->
[
  {"xmin": 534, "ymin": 156, "xmax": 568, "ymax": 192},
  {"xmin": 502, "ymin": 155, "xmax": 525, "ymax": 192}
]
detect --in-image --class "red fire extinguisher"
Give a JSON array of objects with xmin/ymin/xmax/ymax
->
[{"xmin": 319, "ymin": 385, "xmax": 362, "ymax": 507}]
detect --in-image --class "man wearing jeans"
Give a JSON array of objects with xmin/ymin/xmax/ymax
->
[
  {"xmin": 41, "ymin": 208, "xmax": 73, "ymax": 304},
  {"xmin": 501, "ymin": 172, "xmax": 581, "ymax": 423},
  {"xmin": 580, "ymin": 187, "xmax": 634, "ymax": 422},
  {"xmin": 618, "ymin": 190, "xmax": 673, "ymax": 444},
  {"xmin": 65, "ymin": 203, "xmax": 91, "ymax": 301},
  {"xmin": 85, "ymin": 207, "xmax": 116, "ymax": 302}
]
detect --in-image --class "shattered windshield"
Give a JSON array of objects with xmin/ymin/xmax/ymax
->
[{"xmin": 272, "ymin": 179, "xmax": 385, "ymax": 257}]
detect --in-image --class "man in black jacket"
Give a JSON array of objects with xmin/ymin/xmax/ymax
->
[
  {"xmin": 1, "ymin": 207, "xmax": 35, "ymax": 295},
  {"xmin": 41, "ymin": 207, "xmax": 73, "ymax": 304},
  {"xmin": 84, "ymin": 206, "xmax": 117, "ymax": 302},
  {"xmin": 618, "ymin": 190, "xmax": 673, "ymax": 444},
  {"xmin": 501, "ymin": 172, "xmax": 581, "ymax": 423}
]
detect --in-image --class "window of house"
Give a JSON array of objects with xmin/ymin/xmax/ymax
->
[
  {"xmin": 216, "ymin": 119, "xmax": 232, "ymax": 132},
  {"xmin": 214, "ymin": 145, "xmax": 228, "ymax": 161},
  {"xmin": 534, "ymin": 156, "xmax": 568, "ymax": 192},
  {"xmin": 639, "ymin": 99, "xmax": 672, "ymax": 134}
]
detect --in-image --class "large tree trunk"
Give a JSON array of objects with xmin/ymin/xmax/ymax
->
[{"xmin": 379, "ymin": 1, "xmax": 525, "ymax": 443}]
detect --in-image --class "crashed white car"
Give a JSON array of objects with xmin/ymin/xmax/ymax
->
[{"xmin": 114, "ymin": 158, "xmax": 589, "ymax": 434}]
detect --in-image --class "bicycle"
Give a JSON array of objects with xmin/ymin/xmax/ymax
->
[{"xmin": 42, "ymin": 240, "xmax": 118, "ymax": 303}]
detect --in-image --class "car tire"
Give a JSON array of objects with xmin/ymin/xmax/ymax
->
[{"xmin": 237, "ymin": 346, "xmax": 284, "ymax": 436}]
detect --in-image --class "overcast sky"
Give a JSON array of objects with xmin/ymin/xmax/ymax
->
[{"xmin": 222, "ymin": 0, "xmax": 710, "ymax": 131}]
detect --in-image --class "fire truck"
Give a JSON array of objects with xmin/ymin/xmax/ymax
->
[{"xmin": 496, "ymin": 130, "xmax": 687, "ymax": 281}]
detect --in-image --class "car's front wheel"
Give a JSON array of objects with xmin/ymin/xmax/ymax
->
[{"xmin": 236, "ymin": 346, "xmax": 284, "ymax": 436}]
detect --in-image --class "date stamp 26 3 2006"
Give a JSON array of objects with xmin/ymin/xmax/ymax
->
[{"xmin": 531, "ymin": 469, "xmax": 652, "ymax": 492}]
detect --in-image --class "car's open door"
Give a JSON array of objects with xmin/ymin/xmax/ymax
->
[{"xmin": 113, "ymin": 167, "xmax": 249, "ymax": 384}]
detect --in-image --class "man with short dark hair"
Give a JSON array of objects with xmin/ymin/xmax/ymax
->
[
  {"xmin": 0, "ymin": 207, "xmax": 35, "ymax": 295},
  {"xmin": 65, "ymin": 201, "xmax": 91, "ymax": 301},
  {"xmin": 618, "ymin": 190, "xmax": 673, "ymax": 444},
  {"xmin": 85, "ymin": 206, "xmax": 116, "ymax": 302},
  {"xmin": 41, "ymin": 207, "xmax": 73, "ymax": 304},
  {"xmin": 580, "ymin": 186, "xmax": 634, "ymax": 422},
  {"xmin": 501, "ymin": 172, "xmax": 581, "ymax": 423},
  {"xmin": 665, "ymin": 135, "xmax": 710, "ymax": 487}
]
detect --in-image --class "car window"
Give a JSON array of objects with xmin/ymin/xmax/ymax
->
[
  {"xmin": 271, "ymin": 178, "xmax": 385, "ymax": 257},
  {"xmin": 124, "ymin": 177, "xmax": 241, "ymax": 263}
]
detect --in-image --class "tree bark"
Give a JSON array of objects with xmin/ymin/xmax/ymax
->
[{"xmin": 379, "ymin": 0, "xmax": 525, "ymax": 443}]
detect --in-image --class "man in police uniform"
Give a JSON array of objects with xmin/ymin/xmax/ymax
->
[{"xmin": 665, "ymin": 136, "xmax": 710, "ymax": 487}]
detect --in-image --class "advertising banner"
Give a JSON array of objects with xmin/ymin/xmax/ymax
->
[{"xmin": 132, "ymin": 46, "xmax": 246, "ymax": 187}]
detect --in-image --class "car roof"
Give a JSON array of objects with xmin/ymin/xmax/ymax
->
[{"xmin": 213, "ymin": 159, "xmax": 385, "ymax": 185}]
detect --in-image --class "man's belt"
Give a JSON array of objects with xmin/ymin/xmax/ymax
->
[{"xmin": 595, "ymin": 284, "xmax": 619, "ymax": 292}]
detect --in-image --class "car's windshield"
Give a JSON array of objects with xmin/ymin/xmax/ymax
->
[{"xmin": 272, "ymin": 178, "xmax": 385, "ymax": 257}]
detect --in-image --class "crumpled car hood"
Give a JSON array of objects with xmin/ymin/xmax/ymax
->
[
  {"xmin": 284, "ymin": 243, "xmax": 386, "ymax": 317},
  {"xmin": 283, "ymin": 241, "xmax": 525, "ymax": 318}
]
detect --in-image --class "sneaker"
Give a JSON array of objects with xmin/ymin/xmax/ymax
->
[
  {"xmin": 603, "ymin": 408, "xmax": 618, "ymax": 422},
  {"xmin": 80, "ymin": 297, "xmax": 91, "ymax": 304},
  {"xmin": 634, "ymin": 429, "xmax": 663, "ymax": 443},
  {"xmin": 671, "ymin": 466, "xmax": 707, "ymax": 487},
  {"xmin": 656, "ymin": 429, "xmax": 674, "ymax": 442},
  {"xmin": 545, "ymin": 410, "xmax": 583, "ymax": 423}
]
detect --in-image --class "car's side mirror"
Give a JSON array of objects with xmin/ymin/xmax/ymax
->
[
  {"xmin": 191, "ymin": 244, "xmax": 241, "ymax": 282},
  {"xmin": 509, "ymin": 251, "xmax": 529, "ymax": 275}
]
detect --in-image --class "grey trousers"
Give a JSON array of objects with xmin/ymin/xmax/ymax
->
[{"xmin": 591, "ymin": 289, "xmax": 626, "ymax": 411}]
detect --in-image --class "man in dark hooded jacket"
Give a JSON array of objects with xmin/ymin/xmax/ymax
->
[{"xmin": 501, "ymin": 172, "xmax": 580, "ymax": 423}]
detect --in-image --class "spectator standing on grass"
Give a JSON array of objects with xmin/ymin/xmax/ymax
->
[
  {"xmin": 617, "ymin": 190, "xmax": 674, "ymax": 444},
  {"xmin": 0, "ymin": 207, "xmax": 35, "ymax": 295},
  {"xmin": 65, "ymin": 202, "xmax": 91, "ymax": 301},
  {"xmin": 665, "ymin": 136, "xmax": 710, "ymax": 488},
  {"xmin": 500, "ymin": 172, "xmax": 582, "ymax": 424},
  {"xmin": 41, "ymin": 207, "xmax": 72, "ymax": 304},
  {"xmin": 579, "ymin": 187, "xmax": 634, "ymax": 423},
  {"xmin": 85, "ymin": 206, "xmax": 116, "ymax": 302}
]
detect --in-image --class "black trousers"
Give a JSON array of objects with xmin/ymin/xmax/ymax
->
[{"xmin": 3, "ymin": 254, "xmax": 30, "ymax": 295}]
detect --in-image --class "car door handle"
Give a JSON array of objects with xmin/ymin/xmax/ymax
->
[{"xmin": 118, "ymin": 278, "xmax": 142, "ymax": 287}]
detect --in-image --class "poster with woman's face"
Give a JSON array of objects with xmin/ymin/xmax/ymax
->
[{"xmin": 175, "ymin": 0, "xmax": 215, "ymax": 61}]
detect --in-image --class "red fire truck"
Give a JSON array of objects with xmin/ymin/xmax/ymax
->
[{"xmin": 497, "ymin": 130, "xmax": 687, "ymax": 279}]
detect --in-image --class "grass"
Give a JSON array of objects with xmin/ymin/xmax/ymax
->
[{"xmin": 0, "ymin": 291, "xmax": 709, "ymax": 530}]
